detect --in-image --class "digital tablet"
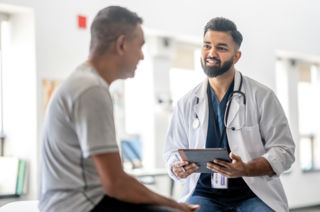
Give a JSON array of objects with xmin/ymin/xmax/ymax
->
[{"xmin": 178, "ymin": 148, "xmax": 231, "ymax": 173}]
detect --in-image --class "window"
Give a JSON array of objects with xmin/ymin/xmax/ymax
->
[
  {"xmin": 276, "ymin": 55, "xmax": 320, "ymax": 172},
  {"xmin": 298, "ymin": 64, "xmax": 320, "ymax": 171},
  {"xmin": 170, "ymin": 48, "xmax": 204, "ymax": 106}
]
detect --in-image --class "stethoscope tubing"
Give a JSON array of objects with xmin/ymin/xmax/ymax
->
[{"xmin": 193, "ymin": 72, "xmax": 246, "ymax": 132}]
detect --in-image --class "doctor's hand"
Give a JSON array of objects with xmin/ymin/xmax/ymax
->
[
  {"xmin": 206, "ymin": 152, "xmax": 248, "ymax": 178},
  {"xmin": 172, "ymin": 161, "xmax": 199, "ymax": 179}
]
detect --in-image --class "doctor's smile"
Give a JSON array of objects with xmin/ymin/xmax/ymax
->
[{"xmin": 205, "ymin": 57, "xmax": 221, "ymax": 66}]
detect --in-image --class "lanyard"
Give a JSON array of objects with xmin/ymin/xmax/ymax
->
[{"xmin": 206, "ymin": 82, "xmax": 232, "ymax": 148}]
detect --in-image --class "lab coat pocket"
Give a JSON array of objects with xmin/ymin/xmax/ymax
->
[{"xmin": 241, "ymin": 124, "xmax": 265, "ymax": 158}]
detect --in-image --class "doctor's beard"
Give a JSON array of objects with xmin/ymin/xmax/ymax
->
[{"xmin": 201, "ymin": 57, "xmax": 233, "ymax": 78}]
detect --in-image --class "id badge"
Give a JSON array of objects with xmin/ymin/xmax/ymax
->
[{"xmin": 211, "ymin": 173, "xmax": 228, "ymax": 189}]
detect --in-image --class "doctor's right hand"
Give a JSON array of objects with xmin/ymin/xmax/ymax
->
[{"xmin": 172, "ymin": 161, "xmax": 199, "ymax": 179}]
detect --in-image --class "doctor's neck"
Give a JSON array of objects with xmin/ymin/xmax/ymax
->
[{"xmin": 209, "ymin": 68, "xmax": 235, "ymax": 101}]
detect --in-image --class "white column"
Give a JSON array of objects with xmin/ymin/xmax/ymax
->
[{"xmin": 147, "ymin": 36, "xmax": 175, "ymax": 168}]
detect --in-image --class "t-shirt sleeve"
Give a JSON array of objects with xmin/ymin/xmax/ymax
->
[{"xmin": 73, "ymin": 86, "xmax": 119, "ymax": 158}]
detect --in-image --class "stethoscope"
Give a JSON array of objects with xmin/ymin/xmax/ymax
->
[{"xmin": 193, "ymin": 73, "xmax": 246, "ymax": 140}]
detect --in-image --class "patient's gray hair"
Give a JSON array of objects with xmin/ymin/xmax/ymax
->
[{"xmin": 90, "ymin": 6, "xmax": 143, "ymax": 55}]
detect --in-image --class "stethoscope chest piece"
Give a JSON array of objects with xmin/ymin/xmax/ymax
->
[{"xmin": 193, "ymin": 118, "xmax": 200, "ymax": 129}]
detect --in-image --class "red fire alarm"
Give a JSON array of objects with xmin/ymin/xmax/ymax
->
[{"xmin": 77, "ymin": 15, "xmax": 87, "ymax": 29}]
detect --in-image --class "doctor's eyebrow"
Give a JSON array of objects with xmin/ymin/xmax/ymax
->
[
  {"xmin": 215, "ymin": 43, "xmax": 228, "ymax": 47},
  {"xmin": 203, "ymin": 41, "xmax": 229, "ymax": 47}
]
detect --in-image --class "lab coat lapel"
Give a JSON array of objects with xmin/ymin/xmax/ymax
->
[
  {"xmin": 225, "ymin": 99, "xmax": 240, "ymax": 127},
  {"xmin": 193, "ymin": 80, "xmax": 209, "ymax": 149},
  {"xmin": 225, "ymin": 71, "xmax": 244, "ymax": 127}
]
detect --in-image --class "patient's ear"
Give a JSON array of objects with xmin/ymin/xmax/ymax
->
[{"xmin": 115, "ymin": 35, "xmax": 126, "ymax": 56}]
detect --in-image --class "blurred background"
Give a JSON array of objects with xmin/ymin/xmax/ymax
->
[{"xmin": 0, "ymin": 0, "xmax": 319, "ymax": 210}]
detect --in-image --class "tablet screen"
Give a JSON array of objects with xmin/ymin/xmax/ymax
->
[{"xmin": 178, "ymin": 148, "xmax": 231, "ymax": 173}]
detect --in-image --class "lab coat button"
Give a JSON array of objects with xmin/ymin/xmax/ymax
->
[{"xmin": 231, "ymin": 127, "xmax": 235, "ymax": 131}]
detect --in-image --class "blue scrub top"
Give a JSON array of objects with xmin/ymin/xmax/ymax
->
[
  {"xmin": 205, "ymin": 80, "xmax": 232, "ymax": 149},
  {"xmin": 192, "ymin": 79, "xmax": 256, "ymax": 207}
]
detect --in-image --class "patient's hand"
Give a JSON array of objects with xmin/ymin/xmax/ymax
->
[
  {"xmin": 172, "ymin": 161, "xmax": 199, "ymax": 179},
  {"xmin": 178, "ymin": 202, "xmax": 200, "ymax": 211},
  {"xmin": 183, "ymin": 203, "xmax": 200, "ymax": 211}
]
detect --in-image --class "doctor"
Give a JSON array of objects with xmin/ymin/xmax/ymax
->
[{"xmin": 163, "ymin": 17, "xmax": 295, "ymax": 212}]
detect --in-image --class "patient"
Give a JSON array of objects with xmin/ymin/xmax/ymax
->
[{"xmin": 39, "ymin": 6, "xmax": 199, "ymax": 212}]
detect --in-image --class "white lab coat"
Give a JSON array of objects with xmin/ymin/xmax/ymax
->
[{"xmin": 163, "ymin": 71, "xmax": 295, "ymax": 212}]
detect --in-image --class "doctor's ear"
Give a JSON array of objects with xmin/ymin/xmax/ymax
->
[
  {"xmin": 115, "ymin": 35, "xmax": 126, "ymax": 55},
  {"xmin": 233, "ymin": 51, "xmax": 241, "ymax": 64}
]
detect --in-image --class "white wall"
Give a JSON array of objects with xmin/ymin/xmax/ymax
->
[{"xmin": 0, "ymin": 0, "xmax": 320, "ymax": 208}]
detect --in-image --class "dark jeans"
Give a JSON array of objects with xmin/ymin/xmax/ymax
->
[
  {"xmin": 188, "ymin": 195, "xmax": 274, "ymax": 212},
  {"xmin": 91, "ymin": 195, "xmax": 179, "ymax": 212}
]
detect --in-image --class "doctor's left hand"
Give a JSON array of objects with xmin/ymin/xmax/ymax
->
[{"xmin": 206, "ymin": 152, "xmax": 248, "ymax": 178}]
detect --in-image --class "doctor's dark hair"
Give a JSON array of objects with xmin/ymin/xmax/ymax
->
[
  {"xmin": 90, "ymin": 6, "xmax": 143, "ymax": 55},
  {"xmin": 204, "ymin": 17, "xmax": 243, "ymax": 48}
]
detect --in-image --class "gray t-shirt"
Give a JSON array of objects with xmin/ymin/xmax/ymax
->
[{"xmin": 39, "ymin": 64, "xmax": 119, "ymax": 212}]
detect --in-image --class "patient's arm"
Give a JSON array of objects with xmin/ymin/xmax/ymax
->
[{"xmin": 92, "ymin": 152, "xmax": 199, "ymax": 212}]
